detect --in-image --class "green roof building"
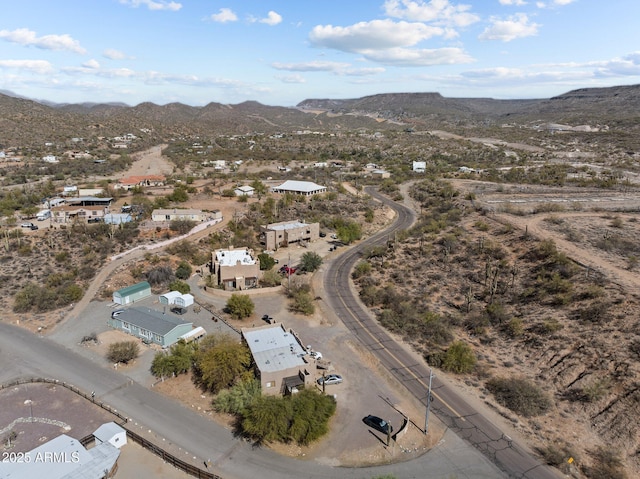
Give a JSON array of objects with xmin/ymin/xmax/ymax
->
[{"xmin": 113, "ymin": 281, "xmax": 151, "ymax": 305}]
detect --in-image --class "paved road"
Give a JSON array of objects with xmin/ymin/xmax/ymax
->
[
  {"xmin": 323, "ymin": 187, "xmax": 561, "ymax": 479},
  {"xmin": 0, "ymin": 321, "xmax": 503, "ymax": 479}
]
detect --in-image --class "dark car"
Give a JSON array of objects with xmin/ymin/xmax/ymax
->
[
  {"xmin": 319, "ymin": 232, "xmax": 326, "ymax": 238},
  {"xmin": 363, "ymin": 415, "xmax": 393, "ymax": 435},
  {"xmin": 29, "ymin": 224, "xmax": 39, "ymax": 230},
  {"xmin": 170, "ymin": 306, "xmax": 187, "ymax": 315}
]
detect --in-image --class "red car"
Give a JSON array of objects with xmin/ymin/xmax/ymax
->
[{"xmin": 279, "ymin": 265, "xmax": 297, "ymax": 275}]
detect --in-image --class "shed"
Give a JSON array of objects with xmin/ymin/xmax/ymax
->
[
  {"xmin": 179, "ymin": 326, "xmax": 206, "ymax": 343},
  {"xmin": 159, "ymin": 291, "xmax": 182, "ymax": 305},
  {"xmin": 93, "ymin": 422, "xmax": 127, "ymax": 449},
  {"xmin": 175, "ymin": 293, "xmax": 194, "ymax": 308},
  {"xmin": 113, "ymin": 281, "xmax": 151, "ymax": 305}
]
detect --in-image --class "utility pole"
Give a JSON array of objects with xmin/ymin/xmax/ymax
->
[{"xmin": 425, "ymin": 368, "xmax": 434, "ymax": 434}]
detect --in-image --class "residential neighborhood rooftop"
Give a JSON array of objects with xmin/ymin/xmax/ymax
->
[
  {"xmin": 243, "ymin": 325, "xmax": 307, "ymax": 373},
  {"xmin": 215, "ymin": 248, "xmax": 256, "ymax": 267}
]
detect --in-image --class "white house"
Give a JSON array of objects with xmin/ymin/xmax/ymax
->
[
  {"xmin": 271, "ymin": 180, "xmax": 327, "ymax": 196},
  {"xmin": 42, "ymin": 155, "xmax": 59, "ymax": 163},
  {"xmin": 235, "ymin": 185, "xmax": 255, "ymax": 196},
  {"xmin": 412, "ymin": 161, "xmax": 426, "ymax": 173}
]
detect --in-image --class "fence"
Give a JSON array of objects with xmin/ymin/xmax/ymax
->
[{"xmin": 1, "ymin": 377, "xmax": 221, "ymax": 479}]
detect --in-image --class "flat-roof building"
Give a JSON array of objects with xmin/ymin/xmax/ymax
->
[
  {"xmin": 260, "ymin": 220, "xmax": 320, "ymax": 251},
  {"xmin": 242, "ymin": 324, "xmax": 313, "ymax": 395},
  {"xmin": 271, "ymin": 180, "xmax": 327, "ymax": 196},
  {"xmin": 210, "ymin": 247, "xmax": 260, "ymax": 290}
]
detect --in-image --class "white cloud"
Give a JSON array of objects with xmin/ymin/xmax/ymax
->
[
  {"xmin": 536, "ymin": 0, "xmax": 576, "ymax": 8},
  {"xmin": 309, "ymin": 19, "xmax": 444, "ymax": 52},
  {"xmin": 0, "ymin": 28, "xmax": 86, "ymax": 54},
  {"xmin": 361, "ymin": 47, "xmax": 473, "ymax": 66},
  {"xmin": 120, "ymin": 0, "xmax": 182, "ymax": 11},
  {"xmin": 499, "ymin": 0, "xmax": 528, "ymax": 5},
  {"xmin": 260, "ymin": 11, "xmax": 283, "ymax": 26},
  {"xmin": 276, "ymin": 74, "xmax": 306, "ymax": 84},
  {"xmin": 82, "ymin": 59, "xmax": 101, "ymax": 69},
  {"xmin": 383, "ymin": 0, "xmax": 480, "ymax": 27},
  {"xmin": 0, "ymin": 59, "xmax": 54, "ymax": 74},
  {"xmin": 479, "ymin": 13, "xmax": 539, "ymax": 42},
  {"xmin": 103, "ymin": 49, "xmax": 131, "ymax": 60},
  {"xmin": 272, "ymin": 61, "xmax": 351, "ymax": 72},
  {"xmin": 210, "ymin": 8, "xmax": 237, "ymax": 23},
  {"xmin": 342, "ymin": 67, "xmax": 386, "ymax": 76}
]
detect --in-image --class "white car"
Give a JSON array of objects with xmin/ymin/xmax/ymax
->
[
  {"xmin": 309, "ymin": 351, "xmax": 323, "ymax": 360},
  {"xmin": 317, "ymin": 374, "xmax": 342, "ymax": 386}
]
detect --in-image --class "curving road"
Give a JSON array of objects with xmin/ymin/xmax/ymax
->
[{"xmin": 323, "ymin": 187, "xmax": 561, "ymax": 479}]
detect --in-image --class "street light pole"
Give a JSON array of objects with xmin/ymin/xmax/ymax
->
[{"xmin": 425, "ymin": 368, "xmax": 434, "ymax": 434}]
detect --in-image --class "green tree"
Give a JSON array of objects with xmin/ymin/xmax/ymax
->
[
  {"xmin": 258, "ymin": 253, "xmax": 276, "ymax": 271},
  {"xmin": 213, "ymin": 378, "xmax": 261, "ymax": 415},
  {"xmin": 151, "ymin": 339, "xmax": 195, "ymax": 378},
  {"xmin": 168, "ymin": 279, "xmax": 190, "ymax": 294},
  {"xmin": 241, "ymin": 394, "xmax": 292, "ymax": 443},
  {"xmin": 442, "ymin": 341, "xmax": 476, "ymax": 374},
  {"xmin": 299, "ymin": 251, "xmax": 323, "ymax": 273},
  {"xmin": 226, "ymin": 294, "xmax": 255, "ymax": 319},
  {"xmin": 175, "ymin": 261, "xmax": 192, "ymax": 280},
  {"xmin": 260, "ymin": 269, "xmax": 283, "ymax": 287},
  {"xmin": 337, "ymin": 221, "xmax": 362, "ymax": 244},
  {"xmin": 194, "ymin": 335, "xmax": 252, "ymax": 393},
  {"xmin": 107, "ymin": 341, "xmax": 140, "ymax": 364},
  {"xmin": 250, "ymin": 179, "xmax": 268, "ymax": 199}
]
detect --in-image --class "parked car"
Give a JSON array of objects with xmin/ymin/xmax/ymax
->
[
  {"xmin": 330, "ymin": 233, "xmax": 338, "ymax": 239},
  {"xmin": 29, "ymin": 224, "xmax": 38, "ymax": 230},
  {"xmin": 111, "ymin": 309, "xmax": 125, "ymax": 318},
  {"xmin": 319, "ymin": 232, "xmax": 326, "ymax": 238},
  {"xmin": 317, "ymin": 374, "xmax": 342, "ymax": 386},
  {"xmin": 171, "ymin": 306, "xmax": 187, "ymax": 315},
  {"xmin": 279, "ymin": 265, "xmax": 297, "ymax": 275},
  {"xmin": 87, "ymin": 217, "xmax": 102, "ymax": 223},
  {"xmin": 308, "ymin": 351, "xmax": 323, "ymax": 360},
  {"xmin": 363, "ymin": 415, "xmax": 393, "ymax": 435},
  {"xmin": 262, "ymin": 314, "xmax": 274, "ymax": 324},
  {"xmin": 21, "ymin": 222, "xmax": 35, "ymax": 228}
]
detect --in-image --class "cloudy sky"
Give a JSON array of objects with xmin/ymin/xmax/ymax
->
[{"xmin": 1, "ymin": 0, "xmax": 638, "ymax": 106}]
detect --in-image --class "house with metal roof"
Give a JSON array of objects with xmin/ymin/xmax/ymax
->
[
  {"xmin": 242, "ymin": 323, "xmax": 313, "ymax": 395},
  {"xmin": 151, "ymin": 208, "xmax": 205, "ymax": 222},
  {"xmin": 112, "ymin": 281, "xmax": 151, "ymax": 305},
  {"xmin": 0, "ymin": 433, "xmax": 120, "ymax": 479},
  {"xmin": 107, "ymin": 307, "xmax": 193, "ymax": 347},
  {"xmin": 271, "ymin": 180, "xmax": 327, "ymax": 196},
  {"xmin": 260, "ymin": 220, "xmax": 320, "ymax": 251}
]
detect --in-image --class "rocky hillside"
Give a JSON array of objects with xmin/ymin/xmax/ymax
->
[{"xmin": 1, "ymin": 83, "xmax": 639, "ymax": 147}]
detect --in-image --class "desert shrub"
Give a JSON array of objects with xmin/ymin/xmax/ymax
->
[
  {"xmin": 175, "ymin": 261, "xmax": 192, "ymax": 280},
  {"xmin": 214, "ymin": 378, "xmax": 262, "ymax": 415},
  {"xmin": 259, "ymin": 269, "xmax": 282, "ymax": 287},
  {"xmin": 169, "ymin": 219, "xmax": 195, "ymax": 235},
  {"xmin": 352, "ymin": 261, "xmax": 372, "ymax": 279},
  {"xmin": 486, "ymin": 377, "xmax": 551, "ymax": 417},
  {"xmin": 146, "ymin": 265, "xmax": 175, "ymax": 286},
  {"xmin": 226, "ymin": 294, "xmax": 255, "ymax": 319},
  {"xmin": 151, "ymin": 339, "xmax": 196, "ymax": 378},
  {"xmin": 107, "ymin": 341, "xmax": 140, "ymax": 364},
  {"xmin": 240, "ymin": 389, "xmax": 336, "ymax": 445},
  {"xmin": 582, "ymin": 447, "xmax": 627, "ymax": 479},
  {"xmin": 575, "ymin": 300, "xmax": 612, "ymax": 324},
  {"xmin": 168, "ymin": 279, "xmax": 190, "ymax": 294},
  {"xmin": 504, "ymin": 318, "xmax": 524, "ymax": 338},
  {"xmin": 539, "ymin": 441, "xmax": 578, "ymax": 473},
  {"xmin": 441, "ymin": 341, "xmax": 476, "ymax": 374},
  {"xmin": 289, "ymin": 290, "xmax": 315, "ymax": 315}
]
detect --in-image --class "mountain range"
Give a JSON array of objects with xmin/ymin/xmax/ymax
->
[{"xmin": 1, "ymin": 84, "xmax": 639, "ymax": 147}]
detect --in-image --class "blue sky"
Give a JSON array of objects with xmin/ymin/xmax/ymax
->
[{"xmin": 0, "ymin": 0, "xmax": 638, "ymax": 106}]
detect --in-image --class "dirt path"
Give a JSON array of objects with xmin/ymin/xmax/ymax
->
[
  {"xmin": 117, "ymin": 144, "xmax": 174, "ymax": 178},
  {"xmin": 492, "ymin": 211, "xmax": 640, "ymax": 295}
]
